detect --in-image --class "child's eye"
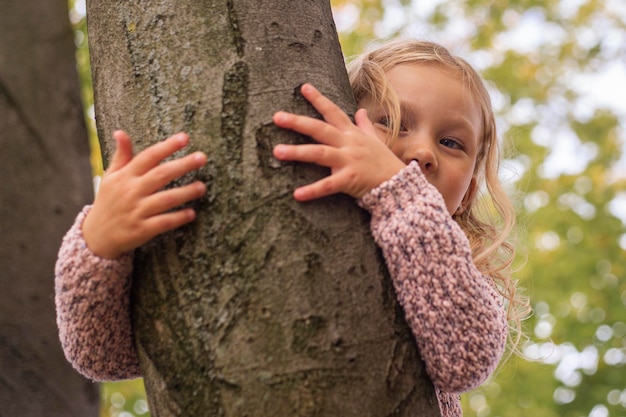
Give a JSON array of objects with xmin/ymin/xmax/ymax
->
[
  {"xmin": 440, "ymin": 137, "xmax": 463, "ymax": 149},
  {"xmin": 377, "ymin": 116, "xmax": 392, "ymax": 128},
  {"xmin": 377, "ymin": 116, "xmax": 408, "ymax": 132}
]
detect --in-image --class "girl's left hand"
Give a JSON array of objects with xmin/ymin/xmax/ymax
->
[{"xmin": 272, "ymin": 83, "xmax": 405, "ymax": 201}]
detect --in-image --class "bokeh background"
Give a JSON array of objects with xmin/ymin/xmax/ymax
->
[{"xmin": 66, "ymin": 0, "xmax": 626, "ymax": 416}]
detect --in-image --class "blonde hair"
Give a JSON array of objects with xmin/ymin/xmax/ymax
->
[{"xmin": 347, "ymin": 39, "xmax": 530, "ymax": 349}]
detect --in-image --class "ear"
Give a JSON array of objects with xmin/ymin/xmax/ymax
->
[{"xmin": 456, "ymin": 177, "xmax": 478, "ymax": 215}]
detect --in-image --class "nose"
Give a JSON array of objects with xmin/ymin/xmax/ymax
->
[{"xmin": 410, "ymin": 147, "xmax": 438, "ymax": 172}]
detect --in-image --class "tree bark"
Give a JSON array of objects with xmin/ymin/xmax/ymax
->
[
  {"xmin": 0, "ymin": 1, "xmax": 97, "ymax": 416},
  {"xmin": 86, "ymin": 0, "xmax": 439, "ymax": 415}
]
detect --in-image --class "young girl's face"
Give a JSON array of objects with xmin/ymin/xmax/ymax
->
[{"xmin": 364, "ymin": 64, "xmax": 482, "ymax": 215}]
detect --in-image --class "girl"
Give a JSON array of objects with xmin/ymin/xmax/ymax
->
[{"xmin": 55, "ymin": 39, "xmax": 527, "ymax": 416}]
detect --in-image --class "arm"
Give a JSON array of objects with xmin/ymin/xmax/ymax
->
[
  {"xmin": 55, "ymin": 131, "xmax": 207, "ymax": 380},
  {"xmin": 55, "ymin": 206, "xmax": 140, "ymax": 381},
  {"xmin": 358, "ymin": 161, "xmax": 508, "ymax": 393},
  {"xmin": 271, "ymin": 85, "xmax": 507, "ymax": 392}
]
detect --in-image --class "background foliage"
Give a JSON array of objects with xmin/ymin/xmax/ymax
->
[{"xmin": 67, "ymin": 0, "xmax": 626, "ymax": 416}]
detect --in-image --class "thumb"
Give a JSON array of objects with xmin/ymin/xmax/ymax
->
[{"xmin": 107, "ymin": 130, "xmax": 134, "ymax": 172}]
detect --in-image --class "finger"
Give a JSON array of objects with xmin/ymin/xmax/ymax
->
[
  {"xmin": 273, "ymin": 111, "xmax": 341, "ymax": 147},
  {"xmin": 130, "ymin": 132, "xmax": 191, "ymax": 175},
  {"xmin": 142, "ymin": 181, "xmax": 206, "ymax": 217},
  {"xmin": 141, "ymin": 151, "xmax": 207, "ymax": 192},
  {"xmin": 142, "ymin": 208, "xmax": 198, "ymax": 239},
  {"xmin": 300, "ymin": 83, "xmax": 354, "ymax": 129},
  {"xmin": 108, "ymin": 130, "xmax": 134, "ymax": 172},
  {"xmin": 354, "ymin": 108, "xmax": 378, "ymax": 137},
  {"xmin": 292, "ymin": 175, "xmax": 342, "ymax": 201},
  {"xmin": 273, "ymin": 144, "xmax": 338, "ymax": 167}
]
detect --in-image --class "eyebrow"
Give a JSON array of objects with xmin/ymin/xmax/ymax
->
[
  {"xmin": 444, "ymin": 116, "xmax": 480, "ymax": 137},
  {"xmin": 445, "ymin": 117, "xmax": 481, "ymax": 152}
]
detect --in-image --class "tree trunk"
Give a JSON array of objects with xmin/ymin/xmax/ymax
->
[
  {"xmin": 0, "ymin": 1, "xmax": 98, "ymax": 416},
  {"xmin": 86, "ymin": 0, "xmax": 439, "ymax": 415}
]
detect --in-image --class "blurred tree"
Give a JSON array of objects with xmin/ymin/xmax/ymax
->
[
  {"xmin": 85, "ymin": 0, "xmax": 438, "ymax": 415},
  {"xmin": 68, "ymin": 0, "xmax": 102, "ymax": 177},
  {"xmin": 0, "ymin": 0, "xmax": 97, "ymax": 416}
]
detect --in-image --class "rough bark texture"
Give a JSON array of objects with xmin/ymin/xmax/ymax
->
[
  {"xmin": 0, "ymin": 1, "xmax": 97, "ymax": 416},
  {"xmin": 86, "ymin": 1, "xmax": 439, "ymax": 415}
]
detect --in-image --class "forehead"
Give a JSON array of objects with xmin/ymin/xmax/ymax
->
[
  {"xmin": 385, "ymin": 64, "xmax": 483, "ymax": 130},
  {"xmin": 385, "ymin": 64, "xmax": 474, "ymax": 104}
]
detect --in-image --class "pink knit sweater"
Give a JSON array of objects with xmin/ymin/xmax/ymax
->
[{"xmin": 55, "ymin": 162, "xmax": 507, "ymax": 416}]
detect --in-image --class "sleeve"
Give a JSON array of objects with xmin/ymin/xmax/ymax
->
[
  {"xmin": 54, "ymin": 205, "xmax": 142, "ymax": 381},
  {"xmin": 358, "ymin": 161, "xmax": 508, "ymax": 393}
]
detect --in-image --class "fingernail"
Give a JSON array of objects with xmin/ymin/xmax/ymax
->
[
  {"xmin": 176, "ymin": 133, "xmax": 188, "ymax": 144},
  {"xmin": 273, "ymin": 145, "xmax": 286, "ymax": 157},
  {"xmin": 294, "ymin": 188, "xmax": 306, "ymax": 200},
  {"xmin": 196, "ymin": 182, "xmax": 207, "ymax": 193},
  {"xmin": 274, "ymin": 112, "xmax": 288, "ymax": 123},
  {"xmin": 194, "ymin": 152, "xmax": 206, "ymax": 163}
]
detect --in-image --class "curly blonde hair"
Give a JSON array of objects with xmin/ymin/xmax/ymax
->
[{"xmin": 347, "ymin": 39, "xmax": 530, "ymax": 348}]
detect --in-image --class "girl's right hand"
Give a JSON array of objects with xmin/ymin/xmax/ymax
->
[{"xmin": 82, "ymin": 130, "xmax": 207, "ymax": 259}]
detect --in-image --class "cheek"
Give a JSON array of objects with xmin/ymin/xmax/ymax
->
[
  {"xmin": 373, "ymin": 128, "xmax": 400, "ymax": 156},
  {"xmin": 450, "ymin": 168, "xmax": 475, "ymax": 203},
  {"xmin": 388, "ymin": 140, "xmax": 404, "ymax": 159}
]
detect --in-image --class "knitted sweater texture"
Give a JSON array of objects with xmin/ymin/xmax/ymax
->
[{"xmin": 55, "ymin": 162, "xmax": 507, "ymax": 416}]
